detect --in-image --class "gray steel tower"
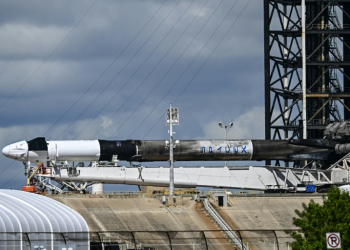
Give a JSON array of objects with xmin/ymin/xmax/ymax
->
[{"xmin": 264, "ymin": 0, "xmax": 350, "ymax": 166}]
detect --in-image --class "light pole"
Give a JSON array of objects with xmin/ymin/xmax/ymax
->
[
  {"xmin": 166, "ymin": 104, "xmax": 179, "ymax": 196},
  {"xmin": 218, "ymin": 122, "xmax": 233, "ymax": 167}
]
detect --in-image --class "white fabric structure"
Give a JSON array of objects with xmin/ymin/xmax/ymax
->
[{"xmin": 0, "ymin": 190, "xmax": 89, "ymax": 250}]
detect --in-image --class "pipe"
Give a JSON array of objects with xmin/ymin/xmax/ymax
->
[{"xmin": 302, "ymin": 0, "xmax": 307, "ymax": 139}]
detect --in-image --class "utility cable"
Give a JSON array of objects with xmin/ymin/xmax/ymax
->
[
  {"xmin": 1, "ymin": 0, "xmax": 250, "ymax": 188},
  {"xmin": 0, "ymin": 162, "xmax": 14, "ymax": 176},
  {"xmin": 45, "ymin": 0, "xmax": 168, "ymax": 138},
  {"xmin": 0, "ymin": 0, "xmax": 98, "ymax": 182},
  {"xmin": 173, "ymin": 0, "xmax": 251, "ymax": 103},
  {"xmin": 0, "ymin": 0, "xmax": 98, "ymax": 110},
  {"xmin": 56, "ymin": 0, "xmax": 182, "ymax": 139},
  {"xmin": 80, "ymin": 0, "xmax": 210, "ymax": 140},
  {"xmin": 0, "ymin": 168, "xmax": 23, "ymax": 189},
  {"xmin": 141, "ymin": 0, "xmax": 251, "ymax": 139},
  {"xmin": 128, "ymin": 0, "xmax": 240, "ymax": 139},
  {"xmin": 107, "ymin": 0, "xmax": 221, "ymax": 139},
  {"xmin": 0, "ymin": 0, "xmax": 168, "ymax": 188}
]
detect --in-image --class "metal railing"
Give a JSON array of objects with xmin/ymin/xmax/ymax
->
[
  {"xmin": 307, "ymin": 118, "xmax": 336, "ymax": 126},
  {"xmin": 202, "ymin": 199, "xmax": 248, "ymax": 250},
  {"xmin": 308, "ymin": 87, "xmax": 350, "ymax": 94},
  {"xmin": 285, "ymin": 23, "xmax": 350, "ymax": 31},
  {"xmin": 51, "ymin": 189, "xmax": 265, "ymax": 197},
  {"xmin": 307, "ymin": 55, "xmax": 350, "ymax": 63},
  {"xmin": 307, "ymin": 23, "xmax": 350, "ymax": 30}
]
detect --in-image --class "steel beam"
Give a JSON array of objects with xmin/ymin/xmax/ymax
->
[
  {"xmin": 264, "ymin": 0, "xmax": 350, "ymax": 167},
  {"xmin": 47, "ymin": 165, "xmax": 350, "ymax": 191}
]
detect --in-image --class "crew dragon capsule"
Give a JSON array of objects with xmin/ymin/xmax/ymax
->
[{"xmin": 2, "ymin": 137, "xmax": 335, "ymax": 164}]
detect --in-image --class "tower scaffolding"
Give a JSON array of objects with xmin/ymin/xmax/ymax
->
[{"xmin": 264, "ymin": 0, "xmax": 350, "ymax": 167}]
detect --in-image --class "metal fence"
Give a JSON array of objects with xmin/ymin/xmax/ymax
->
[
  {"xmin": 0, "ymin": 229, "xmax": 297, "ymax": 250},
  {"xmin": 0, "ymin": 231, "xmax": 89, "ymax": 250}
]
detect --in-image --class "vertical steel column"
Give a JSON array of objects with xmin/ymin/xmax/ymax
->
[
  {"xmin": 344, "ymin": 3, "xmax": 350, "ymax": 120},
  {"xmin": 302, "ymin": 0, "xmax": 307, "ymax": 139},
  {"xmin": 264, "ymin": 0, "xmax": 271, "ymax": 166},
  {"xmin": 283, "ymin": 4, "xmax": 289, "ymax": 167}
]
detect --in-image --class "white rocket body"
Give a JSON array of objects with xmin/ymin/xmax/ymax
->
[{"xmin": 2, "ymin": 139, "xmax": 100, "ymax": 163}]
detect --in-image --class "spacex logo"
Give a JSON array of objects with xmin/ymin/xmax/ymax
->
[{"xmin": 200, "ymin": 145, "xmax": 247, "ymax": 154}]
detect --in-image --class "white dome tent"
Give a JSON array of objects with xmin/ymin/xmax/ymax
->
[{"xmin": 0, "ymin": 190, "xmax": 89, "ymax": 250}]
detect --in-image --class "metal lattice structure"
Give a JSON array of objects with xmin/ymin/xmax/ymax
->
[{"xmin": 264, "ymin": 0, "xmax": 350, "ymax": 166}]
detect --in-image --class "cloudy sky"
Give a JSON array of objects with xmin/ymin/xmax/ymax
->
[{"xmin": 0, "ymin": 0, "xmax": 265, "ymax": 190}]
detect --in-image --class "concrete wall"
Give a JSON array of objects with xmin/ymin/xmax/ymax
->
[
  {"xmin": 51, "ymin": 196, "xmax": 233, "ymax": 250},
  {"xmin": 214, "ymin": 195, "xmax": 324, "ymax": 250},
  {"xmin": 50, "ymin": 194, "xmax": 324, "ymax": 250}
]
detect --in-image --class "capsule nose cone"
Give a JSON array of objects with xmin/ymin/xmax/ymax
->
[
  {"xmin": 2, "ymin": 145, "xmax": 9, "ymax": 157},
  {"xmin": 2, "ymin": 141, "xmax": 28, "ymax": 161}
]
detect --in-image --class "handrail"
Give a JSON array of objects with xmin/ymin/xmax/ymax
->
[{"xmin": 202, "ymin": 198, "xmax": 249, "ymax": 250}]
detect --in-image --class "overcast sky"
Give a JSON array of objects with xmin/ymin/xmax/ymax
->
[{"xmin": 0, "ymin": 0, "xmax": 265, "ymax": 190}]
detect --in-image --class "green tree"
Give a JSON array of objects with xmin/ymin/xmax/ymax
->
[{"xmin": 288, "ymin": 187, "xmax": 350, "ymax": 249}]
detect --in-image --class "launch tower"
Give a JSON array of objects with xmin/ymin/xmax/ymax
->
[{"xmin": 264, "ymin": 0, "xmax": 350, "ymax": 166}]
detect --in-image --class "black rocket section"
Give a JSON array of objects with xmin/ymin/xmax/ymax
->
[
  {"xmin": 27, "ymin": 137, "xmax": 48, "ymax": 151},
  {"xmin": 96, "ymin": 139, "xmax": 335, "ymax": 162},
  {"xmin": 251, "ymin": 140, "xmax": 331, "ymax": 161},
  {"xmin": 98, "ymin": 140, "xmax": 137, "ymax": 161}
]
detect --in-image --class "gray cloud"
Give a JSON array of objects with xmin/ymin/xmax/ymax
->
[{"xmin": 0, "ymin": 0, "xmax": 266, "ymax": 189}]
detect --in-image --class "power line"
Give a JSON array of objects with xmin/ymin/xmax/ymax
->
[
  {"xmin": 0, "ymin": 161, "xmax": 14, "ymax": 176},
  {"xmin": 1, "ymin": 0, "xmax": 251, "ymax": 188},
  {"xmin": 108, "ymin": 0, "xmax": 221, "ymax": 139},
  {"xmin": 0, "ymin": 0, "xmax": 97, "ymax": 180},
  {"xmin": 129, "ymin": 0, "xmax": 240, "ymax": 139},
  {"xmin": 56, "ymin": 0, "xmax": 182, "ymax": 139},
  {"xmin": 0, "ymin": 0, "xmax": 168, "ymax": 188},
  {"xmin": 44, "ymin": 0, "xmax": 168, "ymax": 138},
  {"xmin": 141, "ymin": 0, "xmax": 251, "ymax": 139},
  {"xmin": 173, "ymin": 0, "xmax": 251, "ymax": 104},
  {"xmin": 0, "ymin": 0, "xmax": 169, "ymax": 189},
  {"xmin": 82, "ymin": 0, "xmax": 210, "ymax": 140},
  {"xmin": 0, "ymin": 0, "xmax": 98, "ymax": 110},
  {"xmin": 0, "ymin": 168, "xmax": 23, "ymax": 189},
  {"xmin": 0, "ymin": 0, "xmax": 99, "ymax": 187}
]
